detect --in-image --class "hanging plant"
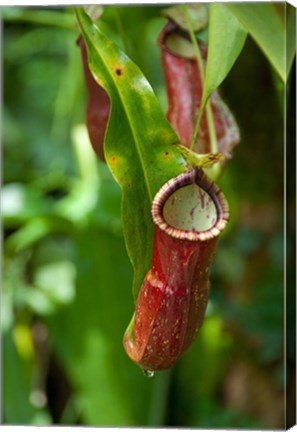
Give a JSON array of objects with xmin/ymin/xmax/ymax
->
[
  {"xmin": 124, "ymin": 168, "xmax": 229, "ymax": 372},
  {"xmin": 74, "ymin": 4, "xmax": 254, "ymax": 372},
  {"xmin": 75, "ymin": 6, "xmax": 236, "ymax": 372}
]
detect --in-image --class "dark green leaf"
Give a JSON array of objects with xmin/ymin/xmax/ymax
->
[{"xmin": 226, "ymin": 3, "xmax": 287, "ymax": 81}]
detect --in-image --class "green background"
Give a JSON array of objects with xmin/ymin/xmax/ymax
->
[{"xmin": 2, "ymin": 5, "xmax": 295, "ymax": 428}]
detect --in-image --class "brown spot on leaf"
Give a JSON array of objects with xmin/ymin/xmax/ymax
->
[
  {"xmin": 115, "ymin": 67, "xmax": 123, "ymax": 76},
  {"xmin": 109, "ymin": 155, "xmax": 117, "ymax": 164}
]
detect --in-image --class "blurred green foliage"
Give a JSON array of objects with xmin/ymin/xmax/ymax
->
[{"xmin": 2, "ymin": 5, "xmax": 294, "ymax": 429}]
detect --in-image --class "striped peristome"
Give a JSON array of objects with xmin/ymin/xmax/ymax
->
[{"xmin": 151, "ymin": 168, "xmax": 229, "ymax": 241}]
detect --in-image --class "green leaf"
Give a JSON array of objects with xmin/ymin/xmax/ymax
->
[
  {"xmin": 201, "ymin": 3, "xmax": 247, "ymax": 107},
  {"xmin": 75, "ymin": 8, "xmax": 185, "ymax": 296},
  {"xmin": 226, "ymin": 3, "xmax": 287, "ymax": 81}
]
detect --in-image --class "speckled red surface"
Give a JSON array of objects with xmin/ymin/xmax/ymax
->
[
  {"xmin": 123, "ymin": 226, "xmax": 218, "ymax": 371},
  {"xmin": 159, "ymin": 22, "xmax": 240, "ymax": 159}
]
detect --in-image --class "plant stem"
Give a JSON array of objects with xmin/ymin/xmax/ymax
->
[
  {"xmin": 190, "ymin": 103, "xmax": 204, "ymax": 152},
  {"xmin": 182, "ymin": 6, "xmax": 205, "ymax": 81},
  {"xmin": 205, "ymin": 103, "xmax": 218, "ymax": 153},
  {"xmin": 182, "ymin": 5, "xmax": 218, "ymax": 154}
]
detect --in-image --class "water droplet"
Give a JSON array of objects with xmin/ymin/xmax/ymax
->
[{"xmin": 142, "ymin": 369, "xmax": 154, "ymax": 378}]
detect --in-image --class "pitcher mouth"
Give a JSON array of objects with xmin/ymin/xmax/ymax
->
[{"xmin": 151, "ymin": 168, "xmax": 229, "ymax": 241}]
